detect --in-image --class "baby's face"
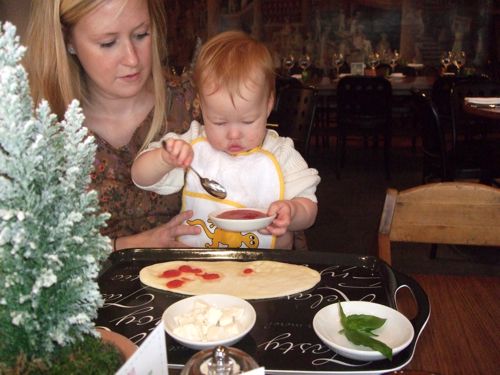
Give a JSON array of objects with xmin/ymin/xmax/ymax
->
[{"xmin": 200, "ymin": 75, "xmax": 274, "ymax": 155}]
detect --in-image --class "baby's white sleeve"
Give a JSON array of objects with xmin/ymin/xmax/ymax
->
[
  {"xmin": 264, "ymin": 131, "xmax": 321, "ymax": 202},
  {"xmin": 133, "ymin": 121, "xmax": 204, "ymax": 195}
]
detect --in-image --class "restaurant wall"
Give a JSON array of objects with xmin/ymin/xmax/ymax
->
[
  {"xmin": 1, "ymin": 1, "xmax": 496, "ymax": 77},
  {"xmin": 165, "ymin": 0, "xmax": 498, "ymax": 76}
]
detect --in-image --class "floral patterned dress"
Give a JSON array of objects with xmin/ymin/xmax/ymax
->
[{"xmin": 89, "ymin": 79, "xmax": 201, "ymax": 240}]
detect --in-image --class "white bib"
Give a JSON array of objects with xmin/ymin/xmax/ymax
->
[{"xmin": 178, "ymin": 138, "xmax": 284, "ymax": 249}]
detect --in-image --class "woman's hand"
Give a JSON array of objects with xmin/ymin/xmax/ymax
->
[{"xmin": 114, "ymin": 210, "xmax": 201, "ymax": 250}]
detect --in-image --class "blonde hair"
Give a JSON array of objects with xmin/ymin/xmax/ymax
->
[
  {"xmin": 24, "ymin": 0, "xmax": 168, "ymax": 150},
  {"xmin": 193, "ymin": 30, "xmax": 275, "ymax": 106}
]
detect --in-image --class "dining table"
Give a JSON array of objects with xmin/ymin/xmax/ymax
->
[
  {"xmin": 95, "ymin": 249, "xmax": 499, "ymax": 375},
  {"xmin": 311, "ymin": 75, "xmax": 436, "ymax": 97},
  {"xmin": 461, "ymin": 98, "xmax": 500, "ymax": 182},
  {"xmin": 463, "ymin": 101, "xmax": 500, "ymax": 121}
]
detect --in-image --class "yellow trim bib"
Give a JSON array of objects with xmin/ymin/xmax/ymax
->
[{"xmin": 179, "ymin": 138, "xmax": 284, "ymax": 249}]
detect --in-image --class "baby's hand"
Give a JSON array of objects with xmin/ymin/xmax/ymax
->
[
  {"xmin": 261, "ymin": 200, "xmax": 293, "ymax": 237},
  {"xmin": 161, "ymin": 139, "xmax": 193, "ymax": 169}
]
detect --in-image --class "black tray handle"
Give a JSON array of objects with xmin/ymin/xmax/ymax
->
[{"xmin": 392, "ymin": 270, "xmax": 430, "ymax": 348}]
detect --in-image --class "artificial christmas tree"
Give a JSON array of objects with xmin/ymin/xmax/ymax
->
[{"xmin": 0, "ymin": 22, "xmax": 122, "ymax": 373}]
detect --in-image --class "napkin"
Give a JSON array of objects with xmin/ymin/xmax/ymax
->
[{"xmin": 116, "ymin": 323, "xmax": 167, "ymax": 375}]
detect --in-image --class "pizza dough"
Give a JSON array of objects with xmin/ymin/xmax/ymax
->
[{"xmin": 139, "ymin": 260, "xmax": 321, "ymax": 299}]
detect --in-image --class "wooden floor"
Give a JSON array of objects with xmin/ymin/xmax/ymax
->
[{"xmin": 303, "ymin": 134, "xmax": 500, "ymax": 276}]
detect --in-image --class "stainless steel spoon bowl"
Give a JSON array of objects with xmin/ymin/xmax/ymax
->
[
  {"xmin": 161, "ymin": 140, "xmax": 227, "ymax": 199},
  {"xmin": 189, "ymin": 166, "xmax": 227, "ymax": 199}
]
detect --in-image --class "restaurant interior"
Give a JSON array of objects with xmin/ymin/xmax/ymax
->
[
  {"xmin": 163, "ymin": 0, "xmax": 499, "ymax": 78},
  {"xmin": 1, "ymin": 0, "xmax": 499, "ymax": 374},
  {"xmin": 154, "ymin": 0, "xmax": 500, "ymax": 276}
]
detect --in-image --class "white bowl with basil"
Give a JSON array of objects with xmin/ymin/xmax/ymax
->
[{"xmin": 313, "ymin": 301, "xmax": 414, "ymax": 361}]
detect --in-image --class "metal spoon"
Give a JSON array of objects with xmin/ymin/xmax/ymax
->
[
  {"xmin": 189, "ymin": 165, "xmax": 227, "ymax": 199},
  {"xmin": 161, "ymin": 140, "xmax": 227, "ymax": 199}
]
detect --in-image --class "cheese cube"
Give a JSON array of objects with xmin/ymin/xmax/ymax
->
[
  {"xmin": 173, "ymin": 323, "xmax": 202, "ymax": 341},
  {"xmin": 206, "ymin": 325, "xmax": 227, "ymax": 341},
  {"xmin": 205, "ymin": 306, "xmax": 223, "ymax": 326}
]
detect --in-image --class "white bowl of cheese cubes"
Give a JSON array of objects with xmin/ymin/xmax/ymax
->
[{"xmin": 162, "ymin": 294, "xmax": 256, "ymax": 350}]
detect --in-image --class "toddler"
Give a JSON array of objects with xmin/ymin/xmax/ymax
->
[{"xmin": 132, "ymin": 31, "xmax": 320, "ymax": 249}]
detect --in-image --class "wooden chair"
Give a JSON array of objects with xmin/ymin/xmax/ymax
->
[{"xmin": 378, "ymin": 182, "xmax": 500, "ymax": 265}]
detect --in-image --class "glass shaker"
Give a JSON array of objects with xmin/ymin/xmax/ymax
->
[{"xmin": 180, "ymin": 345, "xmax": 259, "ymax": 375}]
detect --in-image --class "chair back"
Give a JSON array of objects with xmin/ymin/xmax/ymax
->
[
  {"xmin": 337, "ymin": 76, "xmax": 392, "ymax": 125},
  {"xmin": 268, "ymin": 76, "xmax": 304, "ymax": 125},
  {"xmin": 336, "ymin": 76, "xmax": 392, "ymax": 179},
  {"xmin": 412, "ymin": 91, "xmax": 448, "ymax": 183},
  {"xmin": 378, "ymin": 182, "xmax": 500, "ymax": 265},
  {"xmin": 276, "ymin": 85, "xmax": 317, "ymax": 161},
  {"xmin": 430, "ymin": 75, "xmax": 457, "ymax": 129}
]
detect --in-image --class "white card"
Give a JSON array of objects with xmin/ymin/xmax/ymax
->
[{"xmin": 115, "ymin": 323, "xmax": 168, "ymax": 375}]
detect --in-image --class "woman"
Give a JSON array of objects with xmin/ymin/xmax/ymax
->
[{"xmin": 24, "ymin": 0, "xmax": 201, "ymax": 250}]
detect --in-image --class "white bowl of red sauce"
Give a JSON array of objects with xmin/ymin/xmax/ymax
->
[{"xmin": 209, "ymin": 208, "xmax": 275, "ymax": 232}]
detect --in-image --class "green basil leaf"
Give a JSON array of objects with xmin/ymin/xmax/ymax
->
[
  {"xmin": 343, "ymin": 328, "xmax": 393, "ymax": 360},
  {"xmin": 344, "ymin": 314, "xmax": 387, "ymax": 332},
  {"xmin": 339, "ymin": 302, "xmax": 348, "ymax": 327},
  {"xmin": 337, "ymin": 303, "xmax": 393, "ymax": 360}
]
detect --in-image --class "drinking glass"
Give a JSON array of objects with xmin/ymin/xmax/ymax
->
[
  {"xmin": 332, "ymin": 53, "xmax": 344, "ymax": 78},
  {"xmin": 389, "ymin": 50, "xmax": 400, "ymax": 74},
  {"xmin": 440, "ymin": 51, "xmax": 452, "ymax": 73},
  {"xmin": 367, "ymin": 52, "xmax": 380, "ymax": 71},
  {"xmin": 282, "ymin": 54, "xmax": 295, "ymax": 75},
  {"xmin": 453, "ymin": 51, "xmax": 466, "ymax": 73},
  {"xmin": 298, "ymin": 53, "xmax": 311, "ymax": 72}
]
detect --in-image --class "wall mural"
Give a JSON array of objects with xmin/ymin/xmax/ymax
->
[{"xmin": 164, "ymin": 0, "xmax": 494, "ymax": 76}]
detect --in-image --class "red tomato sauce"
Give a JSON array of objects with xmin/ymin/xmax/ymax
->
[
  {"xmin": 217, "ymin": 209, "xmax": 267, "ymax": 220},
  {"xmin": 161, "ymin": 264, "xmax": 221, "ymax": 288},
  {"xmin": 166, "ymin": 279, "xmax": 184, "ymax": 288},
  {"xmin": 179, "ymin": 265, "xmax": 202, "ymax": 273},
  {"xmin": 200, "ymin": 272, "xmax": 220, "ymax": 280},
  {"xmin": 161, "ymin": 269, "xmax": 182, "ymax": 278}
]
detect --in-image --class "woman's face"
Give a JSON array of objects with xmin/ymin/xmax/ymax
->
[{"xmin": 69, "ymin": 0, "xmax": 152, "ymax": 100}]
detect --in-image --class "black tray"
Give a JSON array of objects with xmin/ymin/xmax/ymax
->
[{"xmin": 95, "ymin": 249, "xmax": 429, "ymax": 374}]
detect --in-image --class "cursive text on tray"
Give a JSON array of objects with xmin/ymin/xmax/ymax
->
[{"xmin": 258, "ymin": 332, "xmax": 369, "ymax": 367}]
